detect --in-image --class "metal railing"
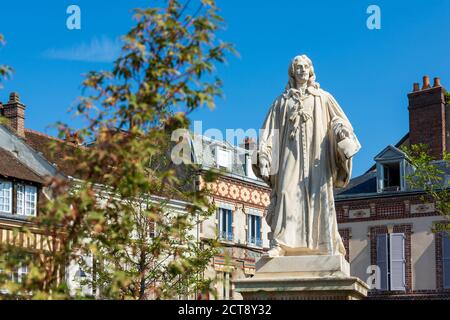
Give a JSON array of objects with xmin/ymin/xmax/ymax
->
[
  {"xmin": 248, "ymin": 237, "xmax": 263, "ymax": 247},
  {"xmin": 219, "ymin": 231, "xmax": 233, "ymax": 242}
]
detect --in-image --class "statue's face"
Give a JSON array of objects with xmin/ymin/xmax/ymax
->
[{"xmin": 293, "ymin": 59, "xmax": 310, "ymax": 85}]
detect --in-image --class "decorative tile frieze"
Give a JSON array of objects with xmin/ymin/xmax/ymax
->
[{"xmin": 349, "ymin": 208, "xmax": 371, "ymax": 219}]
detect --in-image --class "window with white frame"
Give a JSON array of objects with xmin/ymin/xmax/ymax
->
[
  {"xmin": 247, "ymin": 212, "xmax": 262, "ymax": 247},
  {"xmin": 376, "ymin": 161, "xmax": 403, "ymax": 192},
  {"xmin": 217, "ymin": 207, "xmax": 233, "ymax": 241},
  {"xmin": 16, "ymin": 184, "xmax": 37, "ymax": 216},
  {"xmin": 12, "ymin": 264, "xmax": 28, "ymax": 284},
  {"xmin": 442, "ymin": 233, "xmax": 450, "ymax": 289},
  {"xmin": 0, "ymin": 181, "xmax": 12, "ymax": 214},
  {"xmin": 376, "ymin": 160, "xmax": 414, "ymax": 193},
  {"xmin": 216, "ymin": 146, "xmax": 232, "ymax": 171},
  {"xmin": 376, "ymin": 233, "xmax": 406, "ymax": 291}
]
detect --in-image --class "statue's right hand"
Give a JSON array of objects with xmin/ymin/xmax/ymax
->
[{"xmin": 259, "ymin": 157, "xmax": 270, "ymax": 180}]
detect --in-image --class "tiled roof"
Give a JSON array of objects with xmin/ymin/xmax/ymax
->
[
  {"xmin": 24, "ymin": 129, "xmax": 81, "ymax": 178},
  {"xmin": 24, "ymin": 129, "xmax": 197, "ymax": 201},
  {"xmin": 335, "ymin": 156, "xmax": 449, "ymax": 199},
  {"xmin": 334, "ymin": 171, "xmax": 377, "ymax": 197},
  {"xmin": 0, "ymin": 148, "xmax": 45, "ymax": 184},
  {"xmin": 337, "ymin": 133, "xmax": 410, "ymax": 198}
]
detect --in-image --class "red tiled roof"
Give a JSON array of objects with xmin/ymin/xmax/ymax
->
[
  {"xmin": 0, "ymin": 148, "xmax": 45, "ymax": 184},
  {"xmin": 24, "ymin": 129, "xmax": 82, "ymax": 178},
  {"xmin": 22, "ymin": 128, "xmax": 194, "ymax": 202}
]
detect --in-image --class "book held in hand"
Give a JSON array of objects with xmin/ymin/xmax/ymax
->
[{"xmin": 337, "ymin": 135, "xmax": 361, "ymax": 159}]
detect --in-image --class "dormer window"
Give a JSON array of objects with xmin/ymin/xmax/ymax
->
[
  {"xmin": 375, "ymin": 145, "xmax": 413, "ymax": 193},
  {"xmin": 216, "ymin": 146, "xmax": 232, "ymax": 171}
]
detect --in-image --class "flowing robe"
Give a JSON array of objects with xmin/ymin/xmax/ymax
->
[{"xmin": 253, "ymin": 86, "xmax": 360, "ymax": 256}]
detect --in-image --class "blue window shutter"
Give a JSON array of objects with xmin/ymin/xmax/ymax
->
[
  {"xmin": 443, "ymin": 233, "xmax": 450, "ymax": 289},
  {"xmin": 221, "ymin": 208, "xmax": 227, "ymax": 237},
  {"xmin": 223, "ymin": 209, "xmax": 228, "ymax": 236},
  {"xmin": 217, "ymin": 208, "xmax": 222, "ymax": 236},
  {"xmin": 250, "ymin": 215, "xmax": 255, "ymax": 240},
  {"xmin": 256, "ymin": 216, "xmax": 261, "ymax": 242},
  {"xmin": 376, "ymin": 163, "xmax": 384, "ymax": 193},
  {"xmin": 390, "ymin": 233, "xmax": 406, "ymax": 291},
  {"xmin": 216, "ymin": 208, "xmax": 219, "ymax": 235},
  {"xmin": 247, "ymin": 214, "xmax": 250, "ymax": 243},
  {"xmin": 376, "ymin": 234, "xmax": 388, "ymax": 290},
  {"xmin": 227, "ymin": 209, "xmax": 233, "ymax": 240}
]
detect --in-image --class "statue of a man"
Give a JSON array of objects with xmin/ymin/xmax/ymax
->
[{"xmin": 253, "ymin": 55, "xmax": 361, "ymax": 257}]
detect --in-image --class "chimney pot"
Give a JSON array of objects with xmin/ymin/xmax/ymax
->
[
  {"xmin": 433, "ymin": 77, "xmax": 441, "ymax": 87},
  {"xmin": 9, "ymin": 92, "xmax": 20, "ymax": 103},
  {"xmin": 422, "ymin": 76, "xmax": 430, "ymax": 90},
  {"xmin": 413, "ymin": 83, "xmax": 420, "ymax": 92},
  {"xmin": 241, "ymin": 136, "xmax": 257, "ymax": 151}
]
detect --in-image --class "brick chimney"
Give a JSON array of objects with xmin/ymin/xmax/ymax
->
[
  {"xmin": 408, "ymin": 76, "xmax": 449, "ymax": 159},
  {"xmin": 240, "ymin": 136, "xmax": 257, "ymax": 151},
  {"xmin": 2, "ymin": 92, "xmax": 26, "ymax": 138}
]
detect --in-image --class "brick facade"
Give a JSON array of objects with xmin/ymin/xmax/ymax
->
[
  {"xmin": 338, "ymin": 228, "xmax": 350, "ymax": 262},
  {"xmin": 408, "ymin": 81, "xmax": 448, "ymax": 160},
  {"xmin": 336, "ymin": 193, "xmax": 435, "ymax": 224},
  {"xmin": 369, "ymin": 224, "xmax": 412, "ymax": 294}
]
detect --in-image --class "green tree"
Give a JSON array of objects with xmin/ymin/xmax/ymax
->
[
  {"xmin": 402, "ymin": 144, "xmax": 450, "ymax": 234},
  {"xmin": 0, "ymin": 0, "xmax": 233, "ymax": 300}
]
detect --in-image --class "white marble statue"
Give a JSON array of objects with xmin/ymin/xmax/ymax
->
[{"xmin": 252, "ymin": 55, "xmax": 361, "ymax": 258}]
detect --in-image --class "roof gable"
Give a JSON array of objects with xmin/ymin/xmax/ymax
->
[
  {"xmin": 374, "ymin": 145, "xmax": 407, "ymax": 162},
  {"xmin": 365, "ymin": 133, "xmax": 410, "ymax": 173},
  {"xmin": 0, "ymin": 148, "xmax": 44, "ymax": 184},
  {"xmin": 24, "ymin": 129, "xmax": 81, "ymax": 177},
  {"xmin": 0, "ymin": 125, "xmax": 58, "ymax": 178}
]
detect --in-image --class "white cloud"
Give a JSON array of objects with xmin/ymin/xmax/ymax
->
[{"xmin": 42, "ymin": 36, "xmax": 121, "ymax": 63}]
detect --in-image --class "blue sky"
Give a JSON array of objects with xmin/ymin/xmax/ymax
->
[{"xmin": 1, "ymin": 0, "xmax": 450, "ymax": 177}]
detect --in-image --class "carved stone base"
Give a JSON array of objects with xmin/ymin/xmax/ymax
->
[{"xmin": 234, "ymin": 255, "xmax": 369, "ymax": 300}]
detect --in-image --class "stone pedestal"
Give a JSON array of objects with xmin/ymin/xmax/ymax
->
[{"xmin": 234, "ymin": 255, "xmax": 369, "ymax": 300}]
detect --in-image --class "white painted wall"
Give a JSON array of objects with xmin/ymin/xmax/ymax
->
[
  {"xmin": 340, "ymin": 215, "xmax": 441, "ymax": 290},
  {"xmin": 201, "ymin": 199, "xmax": 269, "ymax": 250}
]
